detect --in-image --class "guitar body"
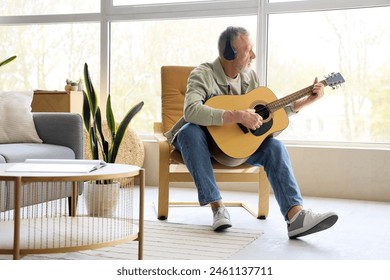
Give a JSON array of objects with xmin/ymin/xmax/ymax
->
[
  {"xmin": 206, "ymin": 86, "xmax": 289, "ymax": 163},
  {"xmin": 204, "ymin": 72, "xmax": 345, "ymax": 167}
]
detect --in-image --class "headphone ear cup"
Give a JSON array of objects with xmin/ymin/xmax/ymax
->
[
  {"xmin": 223, "ymin": 40, "xmax": 237, "ymax": 60},
  {"xmin": 223, "ymin": 27, "xmax": 237, "ymax": 60}
]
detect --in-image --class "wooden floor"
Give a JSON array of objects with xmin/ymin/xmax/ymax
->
[{"xmin": 134, "ymin": 186, "xmax": 390, "ymax": 260}]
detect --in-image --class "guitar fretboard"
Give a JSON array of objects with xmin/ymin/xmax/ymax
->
[{"xmin": 266, "ymin": 80, "xmax": 327, "ymax": 113}]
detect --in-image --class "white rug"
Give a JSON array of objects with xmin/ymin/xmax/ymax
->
[{"xmin": 4, "ymin": 220, "xmax": 262, "ymax": 260}]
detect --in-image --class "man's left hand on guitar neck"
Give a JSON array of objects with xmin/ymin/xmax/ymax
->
[{"xmin": 293, "ymin": 77, "xmax": 325, "ymax": 112}]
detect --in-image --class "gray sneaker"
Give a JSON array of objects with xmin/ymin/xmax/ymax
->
[
  {"xmin": 212, "ymin": 207, "xmax": 232, "ymax": 231},
  {"xmin": 288, "ymin": 209, "xmax": 338, "ymax": 239}
]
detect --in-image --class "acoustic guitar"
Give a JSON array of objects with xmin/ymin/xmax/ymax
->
[{"xmin": 205, "ymin": 72, "xmax": 345, "ymax": 167}]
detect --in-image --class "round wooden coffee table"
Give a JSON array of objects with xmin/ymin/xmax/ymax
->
[{"xmin": 0, "ymin": 163, "xmax": 144, "ymax": 260}]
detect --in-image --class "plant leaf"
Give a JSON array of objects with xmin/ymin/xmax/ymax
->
[
  {"xmin": 106, "ymin": 94, "xmax": 116, "ymax": 142},
  {"xmin": 95, "ymin": 107, "xmax": 103, "ymax": 140},
  {"xmin": 83, "ymin": 63, "xmax": 98, "ymax": 116},
  {"xmin": 89, "ymin": 126, "xmax": 99, "ymax": 160},
  {"xmin": 82, "ymin": 90, "xmax": 91, "ymax": 130},
  {"xmin": 95, "ymin": 107, "xmax": 109, "ymax": 161},
  {"xmin": 109, "ymin": 101, "xmax": 144, "ymax": 163},
  {"xmin": 0, "ymin": 55, "xmax": 16, "ymax": 68}
]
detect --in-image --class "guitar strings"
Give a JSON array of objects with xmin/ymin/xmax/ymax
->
[{"xmin": 253, "ymin": 84, "xmax": 316, "ymax": 117}]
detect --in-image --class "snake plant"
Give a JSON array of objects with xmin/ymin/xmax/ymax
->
[{"xmin": 82, "ymin": 62, "xmax": 144, "ymax": 163}]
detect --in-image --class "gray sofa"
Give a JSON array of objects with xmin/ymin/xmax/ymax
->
[{"xmin": 0, "ymin": 112, "xmax": 84, "ymax": 213}]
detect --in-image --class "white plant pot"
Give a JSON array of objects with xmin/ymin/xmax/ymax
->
[{"xmin": 84, "ymin": 181, "xmax": 120, "ymax": 217}]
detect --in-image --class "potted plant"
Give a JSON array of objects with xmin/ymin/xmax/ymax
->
[
  {"xmin": 65, "ymin": 78, "xmax": 81, "ymax": 92},
  {"xmin": 82, "ymin": 62, "xmax": 144, "ymax": 216}
]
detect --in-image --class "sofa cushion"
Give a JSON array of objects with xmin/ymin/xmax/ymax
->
[
  {"xmin": 0, "ymin": 143, "xmax": 75, "ymax": 163},
  {"xmin": 0, "ymin": 90, "xmax": 42, "ymax": 144}
]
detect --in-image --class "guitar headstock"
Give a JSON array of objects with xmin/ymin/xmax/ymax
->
[{"xmin": 324, "ymin": 72, "xmax": 345, "ymax": 89}]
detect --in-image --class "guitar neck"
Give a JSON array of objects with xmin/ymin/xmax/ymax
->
[{"xmin": 267, "ymin": 80, "xmax": 327, "ymax": 113}]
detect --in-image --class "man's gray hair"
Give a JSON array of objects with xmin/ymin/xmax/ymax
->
[{"xmin": 218, "ymin": 26, "xmax": 250, "ymax": 57}]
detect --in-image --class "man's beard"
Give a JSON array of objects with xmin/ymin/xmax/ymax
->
[{"xmin": 240, "ymin": 61, "xmax": 252, "ymax": 73}]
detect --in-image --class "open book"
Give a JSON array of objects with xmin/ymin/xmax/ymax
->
[{"xmin": 6, "ymin": 159, "xmax": 107, "ymax": 173}]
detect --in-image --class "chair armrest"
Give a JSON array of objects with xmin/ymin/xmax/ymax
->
[
  {"xmin": 153, "ymin": 122, "xmax": 171, "ymax": 156},
  {"xmin": 154, "ymin": 131, "xmax": 169, "ymax": 143},
  {"xmin": 33, "ymin": 113, "xmax": 84, "ymax": 159}
]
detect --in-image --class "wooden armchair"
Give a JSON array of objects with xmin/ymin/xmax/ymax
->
[{"xmin": 154, "ymin": 65, "xmax": 271, "ymax": 220}]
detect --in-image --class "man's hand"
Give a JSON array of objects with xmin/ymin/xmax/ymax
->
[
  {"xmin": 293, "ymin": 77, "xmax": 325, "ymax": 112},
  {"xmin": 309, "ymin": 77, "xmax": 325, "ymax": 100},
  {"xmin": 223, "ymin": 109, "xmax": 263, "ymax": 130},
  {"xmin": 240, "ymin": 109, "xmax": 263, "ymax": 130}
]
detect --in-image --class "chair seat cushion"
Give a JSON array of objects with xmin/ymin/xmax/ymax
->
[{"xmin": 0, "ymin": 143, "xmax": 75, "ymax": 163}]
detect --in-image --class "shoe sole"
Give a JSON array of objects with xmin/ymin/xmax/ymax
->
[
  {"xmin": 214, "ymin": 223, "xmax": 232, "ymax": 232},
  {"xmin": 289, "ymin": 215, "xmax": 338, "ymax": 239}
]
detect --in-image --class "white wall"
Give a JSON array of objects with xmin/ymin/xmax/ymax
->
[
  {"xmin": 287, "ymin": 144, "xmax": 390, "ymax": 202},
  {"xmin": 142, "ymin": 139, "xmax": 390, "ymax": 202}
]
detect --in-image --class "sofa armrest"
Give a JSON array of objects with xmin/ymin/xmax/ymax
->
[{"xmin": 33, "ymin": 113, "xmax": 84, "ymax": 159}]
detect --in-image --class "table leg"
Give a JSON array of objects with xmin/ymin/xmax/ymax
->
[
  {"xmin": 71, "ymin": 181, "xmax": 79, "ymax": 217},
  {"xmin": 13, "ymin": 177, "xmax": 22, "ymax": 260},
  {"xmin": 138, "ymin": 168, "xmax": 145, "ymax": 260}
]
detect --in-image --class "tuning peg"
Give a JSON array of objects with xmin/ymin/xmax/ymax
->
[{"xmin": 331, "ymin": 83, "xmax": 342, "ymax": 90}]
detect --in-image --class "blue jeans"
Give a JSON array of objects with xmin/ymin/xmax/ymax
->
[{"xmin": 174, "ymin": 123, "xmax": 303, "ymax": 220}]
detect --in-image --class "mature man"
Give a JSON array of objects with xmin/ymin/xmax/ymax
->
[{"xmin": 165, "ymin": 26, "xmax": 338, "ymax": 238}]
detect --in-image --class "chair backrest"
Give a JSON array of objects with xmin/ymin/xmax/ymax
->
[{"xmin": 161, "ymin": 66, "xmax": 195, "ymax": 133}]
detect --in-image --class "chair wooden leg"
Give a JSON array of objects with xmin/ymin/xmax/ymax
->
[
  {"xmin": 257, "ymin": 167, "xmax": 270, "ymax": 219},
  {"xmin": 157, "ymin": 177, "xmax": 169, "ymax": 220},
  {"xmin": 157, "ymin": 140, "xmax": 171, "ymax": 220}
]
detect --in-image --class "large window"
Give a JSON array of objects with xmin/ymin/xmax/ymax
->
[
  {"xmin": 267, "ymin": 7, "xmax": 390, "ymax": 143},
  {"xmin": 110, "ymin": 16, "xmax": 256, "ymax": 133},
  {"xmin": 0, "ymin": 23, "xmax": 99, "ymax": 91},
  {"xmin": 1, "ymin": 1, "xmax": 389, "ymax": 145}
]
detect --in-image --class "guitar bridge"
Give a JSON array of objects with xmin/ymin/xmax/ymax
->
[{"xmin": 238, "ymin": 123, "xmax": 249, "ymax": 134}]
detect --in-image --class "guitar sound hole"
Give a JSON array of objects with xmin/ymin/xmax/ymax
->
[
  {"xmin": 251, "ymin": 104, "xmax": 273, "ymax": 137},
  {"xmin": 254, "ymin": 104, "xmax": 270, "ymax": 121}
]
